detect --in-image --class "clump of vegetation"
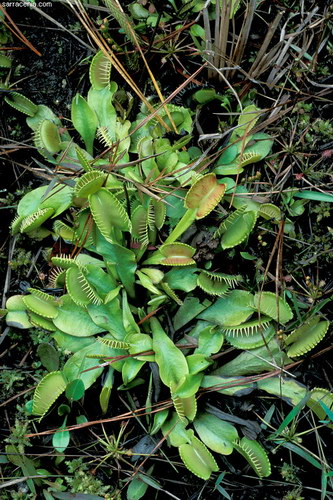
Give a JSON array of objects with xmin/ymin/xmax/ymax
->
[{"xmin": 1, "ymin": 1, "xmax": 332, "ymax": 498}]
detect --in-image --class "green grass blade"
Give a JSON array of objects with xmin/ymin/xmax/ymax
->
[
  {"xmin": 281, "ymin": 442, "xmax": 323, "ymax": 470},
  {"xmin": 271, "ymin": 395, "xmax": 309, "ymax": 438}
]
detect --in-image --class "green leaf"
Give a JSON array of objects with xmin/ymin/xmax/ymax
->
[
  {"xmin": 6, "ymin": 310, "xmax": 32, "ymax": 329},
  {"xmin": 150, "ymin": 409, "xmax": 169, "ymax": 435},
  {"xmin": 172, "ymin": 374, "xmax": 203, "ymax": 399},
  {"xmin": 216, "ymin": 144, "xmax": 239, "ymax": 166},
  {"xmin": 87, "ymin": 301, "xmax": 127, "ymax": 339},
  {"xmin": 32, "ymin": 371, "xmax": 67, "ymax": 418},
  {"xmin": 257, "ymin": 377, "xmax": 307, "ymax": 406},
  {"xmin": 53, "ymin": 418, "xmax": 70, "ymax": 453},
  {"xmin": 89, "ymin": 188, "xmax": 131, "ymax": 238},
  {"xmin": 161, "ymin": 412, "xmax": 190, "ymax": 447},
  {"xmin": 76, "ymin": 415, "xmax": 88, "ymax": 425},
  {"xmin": 234, "ymin": 437, "xmax": 271, "ymax": 478},
  {"xmin": 37, "ymin": 343, "xmax": 60, "ymax": 372},
  {"xmin": 201, "ymin": 375, "xmax": 255, "ymax": 397},
  {"xmin": 185, "ymin": 173, "xmax": 226, "ymax": 219},
  {"xmin": 174, "ymin": 297, "xmax": 210, "ymax": 331},
  {"xmin": 218, "ymin": 207, "xmax": 257, "ymax": 249},
  {"xmin": 99, "ymin": 367, "xmax": 114, "ymax": 414},
  {"xmin": 98, "ymin": 242, "xmax": 137, "ymax": 298},
  {"xmin": 193, "ymin": 413, "xmax": 238, "ymax": 455},
  {"xmin": 215, "ymin": 338, "xmax": 287, "ymax": 377},
  {"xmin": 53, "ymin": 295, "xmax": 104, "ymax": 337},
  {"xmin": 196, "ymin": 326, "xmax": 224, "ymax": 356},
  {"xmin": 164, "ymin": 267, "xmax": 198, "ymax": 292},
  {"xmin": 240, "ymin": 251, "xmax": 257, "ymax": 261},
  {"xmin": 126, "ymin": 475, "xmax": 150, "ymax": 500},
  {"xmin": 179, "ymin": 430, "xmax": 219, "ymax": 480},
  {"xmin": 71, "ymin": 93, "xmax": 98, "ymax": 154},
  {"xmin": 127, "ymin": 333, "xmax": 154, "ymax": 361},
  {"xmin": 122, "ymin": 357, "xmax": 145, "ymax": 385},
  {"xmin": 65, "ymin": 379, "xmax": 85, "ymax": 401},
  {"xmin": 63, "ymin": 340, "xmax": 122, "ymax": 390},
  {"xmin": 198, "ymin": 290, "xmax": 254, "ymax": 327},
  {"xmin": 53, "ymin": 331, "xmax": 95, "ymax": 353},
  {"xmin": 253, "ymin": 291, "xmax": 293, "ymax": 324},
  {"xmin": 88, "ymin": 87, "xmax": 117, "ymax": 137},
  {"xmin": 285, "ymin": 317, "xmax": 329, "ymax": 358},
  {"xmin": 235, "ymin": 105, "xmax": 261, "ymax": 137},
  {"xmin": 151, "ymin": 317, "xmax": 189, "ymax": 389}
]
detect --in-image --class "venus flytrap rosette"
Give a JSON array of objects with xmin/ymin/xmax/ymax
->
[{"xmin": 4, "ymin": 38, "xmax": 333, "ymax": 492}]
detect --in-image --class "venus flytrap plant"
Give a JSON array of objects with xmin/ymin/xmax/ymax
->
[{"xmin": 3, "ymin": 48, "xmax": 332, "ymax": 494}]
